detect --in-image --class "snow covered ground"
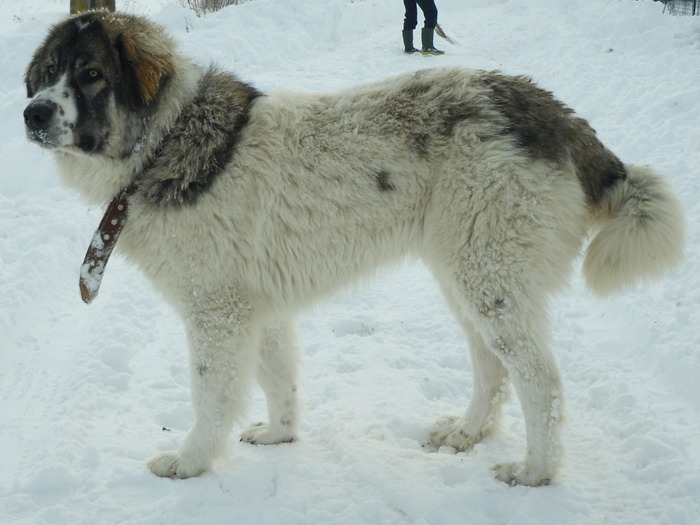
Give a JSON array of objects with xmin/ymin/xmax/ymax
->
[{"xmin": 1, "ymin": 0, "xmax": 699, "ymax": 523}]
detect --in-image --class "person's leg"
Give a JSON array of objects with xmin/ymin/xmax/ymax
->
[
  {"xmin": 416, "ymin": 0, "xmax": 443, "ymax": 54},
  {"xmin": 416, "ymin": 0, "xmax": 438, "ymax": 28},
  {"xmin": 402, "ymin": 0, "xmax": 420, "ymax": 53},
  {"xmin": 403, "ymin": 0, "xmax": 418, "ymax": 30}
]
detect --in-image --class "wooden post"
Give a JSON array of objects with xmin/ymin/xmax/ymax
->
[{"xmin": 70, "ymin": 0, "xmax": 116, "ymax": 15}]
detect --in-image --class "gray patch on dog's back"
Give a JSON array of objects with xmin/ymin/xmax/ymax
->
[
  {"xmin": 140, "ymin": 68, "xmax": 261, "ymax": 207},
  {"xmin": 482, "ymin": 72, "xmax": 626, "ymax": 204},
  {"xmin": 481, "ymin": 74, "xmax": 572, "ymax": 162}
]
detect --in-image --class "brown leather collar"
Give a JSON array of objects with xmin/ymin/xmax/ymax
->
[{"xmin": 79, "ymin": 183, "xmax": 137, "ymax": 304}]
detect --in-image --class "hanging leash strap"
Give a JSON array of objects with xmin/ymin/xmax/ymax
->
[{"xmin": 79, "ymin": 183, "xmax": 137, "ymax": 304}]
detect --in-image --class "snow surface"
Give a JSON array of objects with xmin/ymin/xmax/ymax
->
[{"xmin": 1, "ymin": 0, "xmax": 700, "ymax": 523}]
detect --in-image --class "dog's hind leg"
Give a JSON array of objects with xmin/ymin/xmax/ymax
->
[
  {"xmin": 148, "ymin": 294, "xmax": 258, "ymax": 479},
  {"xmin": 423, "ymin": 157, "xmax": 586, "ymax": 486},
  {"xmin": 476, "ymin": 298, "xmax": 563, "ymax": 487},
  {"xmin": 440, "ymin": 274, "xmax": 563, "ymax": 487},
  {"xmin": 430, "ymin": 314, "xmax": 509, "ymax": 451},
  {"xmin": 240, "ymin": 320, "xmax": 300, "ymax": 445}
]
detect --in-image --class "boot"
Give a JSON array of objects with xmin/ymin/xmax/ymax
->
[
  {"xmin": 421, "ymin": 27, "xmax": 444, "ymax": 55},
  {"xmin": 402, "ymin": 29, "xmax": 420, "ymax": 54}
]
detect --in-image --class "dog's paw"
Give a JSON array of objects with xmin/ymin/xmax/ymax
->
[
  {"xmin": 428, "ymin": 415, "xmax": 482, "ymax": 451},
  {"xmin": 493, "ymin": 462, "xmax": 552, "ymax": 487},
  {"xmin": 147, "ymin": 450, "xmax": 207, "ymax": 479},
  {"xmin": 240, "ymin": 422, "xmax": 296, "ymax": 445}
]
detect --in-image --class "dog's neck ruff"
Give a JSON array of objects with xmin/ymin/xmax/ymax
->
[{"xmin": 79, "ymin": 183, "xmax": 138, "ymax": 304}]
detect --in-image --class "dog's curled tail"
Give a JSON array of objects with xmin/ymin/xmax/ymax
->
[{"xmin": 583, "ymin": 164, "xmax": 685, "ymax": 296}]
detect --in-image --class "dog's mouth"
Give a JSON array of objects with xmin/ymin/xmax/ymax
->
[
  {"xmin": 25, "ymin": 129, "xmax": 74, "ymax": 153},
  {"xmin": 25, "ymin": 128, "xmax": 93, "ymax": 153},
  {"xmin": 24, "ymin": 123, "xmax": 103, "ymax": 156},
  {"xmin": 25, "ymin": 132, "xmax": 103, "ymax": 159},
  {"xmin": 25, "ymin": 128, "xmax": 54, "ymax": 146}
]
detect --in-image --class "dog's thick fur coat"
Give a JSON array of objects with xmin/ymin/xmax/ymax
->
[{"xmin": 24, "ymin": 12, "xmax": 684, "ymax": 486}]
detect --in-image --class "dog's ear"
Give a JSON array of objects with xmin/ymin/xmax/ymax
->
[
  {"xmin": 24, "ymin": 41, "xmax": 50, "ymax": 98},
  {"xmin": 24, "ymin": 23, "xmax": 58, "ymax": 98},
  {"xmin": 24, "ymin": 59, "xmax": 40, "ymax": 98},
  {"xmin": 115, "ymin": 22, "xmax": 174, "ymax": 107}
]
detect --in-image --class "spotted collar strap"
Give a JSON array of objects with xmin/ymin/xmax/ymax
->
[{"xmin": 79, "ymin": 184, "xmax": 137, "ymax": 304}]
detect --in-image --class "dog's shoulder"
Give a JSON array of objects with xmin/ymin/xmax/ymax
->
[{"xmin": 140, "ymin": 67, "xmax": 262, "ymax": 207}]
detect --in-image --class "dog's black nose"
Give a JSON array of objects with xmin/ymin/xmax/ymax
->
[{"xmin": 24, "ymin": 101, "xmax": 56, "ymax": 132}]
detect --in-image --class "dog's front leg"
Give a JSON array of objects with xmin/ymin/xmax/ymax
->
[
  {"xmin": 149, "ymin": 294, "xmax": 258, "ymax": 479},
  {"xmin": 241, "ymin": 320, "xmax": 300, "ymax": 445}
]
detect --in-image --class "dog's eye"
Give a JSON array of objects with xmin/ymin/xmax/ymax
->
[
  {"xmin": 47, "ymin": 65, "xmax": 56, "ymax": 76},
  {"xmin": 81, "ymin": 68, "xmax": 103, "ymax": 83}
]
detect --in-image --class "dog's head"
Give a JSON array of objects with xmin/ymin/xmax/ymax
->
[{"xmin": 23, "ymin": 11, "xmax": 174, "ymax": 156}]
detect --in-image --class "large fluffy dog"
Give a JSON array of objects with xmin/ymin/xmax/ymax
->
[{"xmin": 24, "ymin": 12, "xmax": 684, "ymax": 486}]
